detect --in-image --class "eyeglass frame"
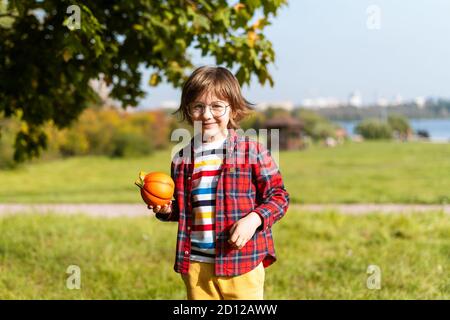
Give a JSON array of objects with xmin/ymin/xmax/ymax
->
[{"xmin": 187, "ymin": 101, "xmax": 230, "ymax": 118}]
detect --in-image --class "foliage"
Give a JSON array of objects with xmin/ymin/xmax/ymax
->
[
  {"xmin": 294, "ymin": 109, "xmax": 339, "ymax": 140},
  {"xmin": 0, "ymin": 107, "xmax": 179, "ymax": 164},
  {"xmin": 239, "ymin": 110, "xmax": 266, "ymax": 131},
  {"xmin": 355, "ymin": 119, "xmax": 393, "ymax": 140},
  {"xmin": 264, "ymin": 106, "xmax": 290, "ymax": 119},
  {"xmin": 313, "ymin": 99, "xmax": 450, "ymax": 121},
  {"xmin": 0, "ymin": 113, "xmax": 18, "ymax": 168},
  {"xmin": 53, "ymin": 108, "xmax": 166, "ymax": 158},
  {"xmin": 354, "ymin": 116, "xmax": 413, "ymax": 140},
  {"xmin": 0, "ymin": 0, "xmax": 287, "ymax": 162},
  {"xmin": 109, "ymin": 128, "xmax": 152, "ymax": 158},
  {"xmin": 387, "ymin": 114, "xmax": 411, "ymax": 139}
]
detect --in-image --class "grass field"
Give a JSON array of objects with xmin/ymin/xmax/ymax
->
[
  {"xmin": 0, "ymin": 141, "xmax": 449, "ymax": 204},
  {"xmin": 0, "ymin": 210, "xmax": 448, "ymax": 299}
]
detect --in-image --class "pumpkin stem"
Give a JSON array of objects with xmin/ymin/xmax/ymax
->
[{"xmin": 134, "ymin": 171, "xmax": 147, "ymax": 188}]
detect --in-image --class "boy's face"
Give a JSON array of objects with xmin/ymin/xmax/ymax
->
[{"xmin": 189, "ymin": 92, "xmax": 231, "ymax": 140}]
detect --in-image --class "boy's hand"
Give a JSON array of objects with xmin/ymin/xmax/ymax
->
[
  {"xmin": 148, "ymin": 201, "xmax": 172, "ymax": 215},
  {"xmin": 228, "ymin": 212, "xmax": 262, "ymax": 250}
]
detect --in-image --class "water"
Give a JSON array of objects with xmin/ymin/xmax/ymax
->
[{"xmin": 335, "ymin": 118, "xmax": 450, "ymax": 142}]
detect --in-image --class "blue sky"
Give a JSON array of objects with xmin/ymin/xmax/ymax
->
[{"xmin": 138, "ymin": 0, "xmax": 450, "ymax": 108}]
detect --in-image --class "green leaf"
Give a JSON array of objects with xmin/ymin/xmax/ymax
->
[
  {"xmin": 133, "ymin": 24, "xmax": 144, "ymax": 31},
  {"xmin": 149, "ymin": 73, "xmax": 161, "ymax": 86}
]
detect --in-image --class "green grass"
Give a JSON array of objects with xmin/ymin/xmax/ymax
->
[
  {"xmin": 283, "ymin": 140, "xmax": 450, "ymax": 204},
  {"xmin": 0, "ymin": 210, "xmax": 448, "ymax": 299},
  {"xmin": 0, "ymin": 141, "xmax": 449, "ymax": 204}
]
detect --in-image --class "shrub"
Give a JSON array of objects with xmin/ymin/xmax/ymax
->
[
  {"xmin": 387, "ymin": 114, "xmax": 411, "ymax": 140},
  {"xmin": 355, "ymin": 119, "xmax": 393, "ymax": 139},
  {"xmin": 295, "ymin": 109, "xmax": 338, "ymax": 140},
  {"xmin": 110, "ymin": 129, "xmax": 154, "ymax": 158},
  {"xmin": 0, "ymin": 131, "xmax": 16, "ymax": 169},
  {"xmin": 0, "ymin": 117, "xmax": 19, "ymax": 169},
  {"xmin": 239, "ymin": 112, "xmax": 266, "ymax": 131},
  {"xmin": 58, "ymin": 130, "xmax": 90, "ymax": 157},
  {"xmin": 80, "ymin": 109, "xmax": 120, "ymax": 156}
]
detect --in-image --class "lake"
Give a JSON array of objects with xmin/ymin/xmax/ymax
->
[{"xmin": 335, "ymin": 118, "xmax": 450, "ymax": 142}]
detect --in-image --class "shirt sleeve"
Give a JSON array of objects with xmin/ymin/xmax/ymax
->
[
  {"xmin": 251, "ymin": 141, "xmax": 290, "ymax": 232},
  {"xmin": 155, "ymin": 159, "xmax": 180, "ymax": 222}
]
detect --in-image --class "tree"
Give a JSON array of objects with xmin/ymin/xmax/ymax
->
[
  {"xmin": 0, "ymin": 0, "xmax": 287, "ymax": 162},
  {"xmin": 264, "ymin": 106, "xmax": 290, "ymax": 119},
  {"xmin": 387, "ymin": 114, "xmax": 411, "ymax": 140},
  {"xmin": 294, "ymin": 109, "xmax": 338, "ymax": 141},
  {"xmin": 355, "ymin": 118, "xmax": 392, "ymax": 140}
]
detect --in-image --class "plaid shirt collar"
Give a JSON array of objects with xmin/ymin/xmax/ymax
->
[{"xmin": 188, "ymin": 128, "xmax": 239, "ymax": 166}]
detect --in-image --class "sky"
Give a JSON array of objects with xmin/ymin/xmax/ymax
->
[{"xmin": 138, "ymin": 0, "xmax": 450, "ymax": 109}]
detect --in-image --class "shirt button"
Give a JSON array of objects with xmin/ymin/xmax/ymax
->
[
  {"xmin": 184, "ymin": 250, "xmax": 189, "ymax": 255},
  {"xmin": 187, "ymin": 176, "xmax": 191, "ymax": 180},
  {"xmin": 187, "ymin": 226, "xmax": 191, "ymax": 231}
]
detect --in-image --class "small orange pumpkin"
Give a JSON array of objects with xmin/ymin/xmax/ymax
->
[{"xmin": 135, "ymin": 171, "xmax": 174, "ymax": 206}]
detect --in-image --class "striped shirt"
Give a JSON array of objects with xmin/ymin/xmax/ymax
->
[{"xmin": 190, "ymin": 136, "xmax": 227, "ymax": 263}]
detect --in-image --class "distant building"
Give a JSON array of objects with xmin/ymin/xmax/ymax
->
[
  {"xmin": 392, "ymin": 94, "xmax": 403, "ymax": 106},
  {"xmin": 348, "ymin": 91, "xmax": 363, "ymax": 107},
  {"xmin": 255, "ymin": 100, "xmax": 294, "ymax": 111},
  {"xmin": 377, "ymin": 97, "xmax": 389, "ymax": 107},
  {"xmin": 414, "ymin": 96, "xmax": 426, "ymax": 109},
  {"xmin": 262, "ymin": 116, "xmax": 304, "ymax": 150},
  {"xmin": 301, "ymin": 97, "xmax": 342, "ymax": 109}
]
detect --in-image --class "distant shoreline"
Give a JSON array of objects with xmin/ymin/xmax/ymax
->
[
  {"xmin": 335, "ymin": 118, "xmax": 450, "ymax": 142},
  {"xmin": 313, "ymin": 101, "xmax": 450, "ymax": 121}
]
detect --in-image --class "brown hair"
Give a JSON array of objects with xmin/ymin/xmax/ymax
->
[{"xmin": 174, "ymin": 66, "xmax": 254, "ymax": 129}]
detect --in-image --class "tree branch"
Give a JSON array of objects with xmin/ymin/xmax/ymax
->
[{"xmin": 0, "ymin": 13, "xmax": 18, "ymax": 18}]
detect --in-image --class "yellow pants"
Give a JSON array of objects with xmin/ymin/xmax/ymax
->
[{"xmin": 181, "ymin": 261, "xmax": 265, "ymax": 300}]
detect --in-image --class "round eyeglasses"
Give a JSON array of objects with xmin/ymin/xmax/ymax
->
[{"xmin": 187, "ymin": 101, "xmax": 229, "ymax": 117}]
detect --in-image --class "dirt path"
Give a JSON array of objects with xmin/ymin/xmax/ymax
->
[{"xmin": 0, "ymin": 203, "xmax": 449, "ymax": 217}]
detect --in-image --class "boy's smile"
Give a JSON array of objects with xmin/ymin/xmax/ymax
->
[{"xmin": 203, "ymin": 121, "xmax": 218, "ymax": 128}]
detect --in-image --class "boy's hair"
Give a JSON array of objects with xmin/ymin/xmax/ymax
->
[{"xmin": 174, "ymin": 66, "xmax": 254, "ymax": 129}]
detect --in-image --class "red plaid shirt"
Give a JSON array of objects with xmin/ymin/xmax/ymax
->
[{"xmin": 156, "ymin": 128, "xmax": 290, "ymax": 276}]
